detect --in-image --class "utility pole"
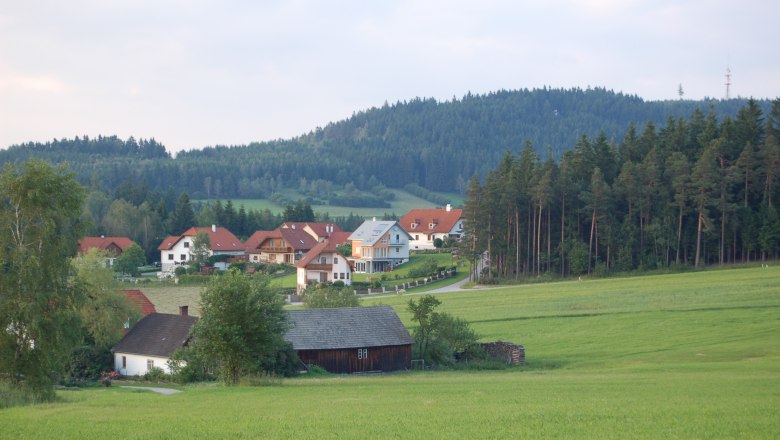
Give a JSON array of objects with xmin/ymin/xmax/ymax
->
[{"xmin": 725, "ymin": 67, "xmax": 732, "ymax": 99}]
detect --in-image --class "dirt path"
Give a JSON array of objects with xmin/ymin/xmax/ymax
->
[{"xmin": 121, "ymin": 386, "xmax": 182, "ymax": 395}]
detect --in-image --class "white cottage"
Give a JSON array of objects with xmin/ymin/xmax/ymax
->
[
  {"xmin": 112, "ymin": 307, "xmax": 197, "ymax": 376},
  {"xmin": 295, "ymin": 240, "xmax": 353, "ymax": 293}
]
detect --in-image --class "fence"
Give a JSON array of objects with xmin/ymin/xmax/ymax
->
[{"xmin": 353, "ymin": 268, "xmax": 457, "ymax": 295}]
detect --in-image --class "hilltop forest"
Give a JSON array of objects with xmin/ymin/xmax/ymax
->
[
  {"xmin": 1, "ymin": 88, "xmax": 769, "ymax": 202},
  {"xmin": 462, "ymin": 98, "xmax": 780, "ymax": 278},
  {"xmin": 1, "ymin": 88, "xmax": 777, "ymax": 267}
]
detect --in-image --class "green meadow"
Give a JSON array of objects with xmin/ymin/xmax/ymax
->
[
  {"xmin": 2, "ymin": 266, "xmax": 778, "ymax": 438},
  {"xmin": 196, "ymin": 188, "xmax": 462, "ymax": 218}
]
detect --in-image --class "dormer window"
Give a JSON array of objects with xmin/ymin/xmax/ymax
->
[{"xmin": 410, "ymin": 222, "xmax": 418, "ymax": 229}]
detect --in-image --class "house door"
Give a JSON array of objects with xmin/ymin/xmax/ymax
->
[{"xmin": 319, "ymin": 272, "xmax": 328, "ymax": 282}]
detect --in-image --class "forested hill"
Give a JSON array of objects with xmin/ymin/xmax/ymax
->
[{"xmin": 1, "ymin": 88, "xmax": 771, "ymax": 198}]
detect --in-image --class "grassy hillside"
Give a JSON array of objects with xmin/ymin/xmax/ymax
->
[
  {"xmin": 198, "ymin": 188, "xmax": 452, "ymax": 219},
  {"xmin": 2, "ymin": 266, "xmax": 778, "ymax": 438}
]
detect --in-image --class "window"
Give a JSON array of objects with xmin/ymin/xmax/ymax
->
[
  {"xmin": 147, "ymin": 359, "xmax": 154, "ymax": 370},
  {"xmin": 346, "ymin": 272, "xmax": 350, "ymax": 279},
  {"xmin": 415, "ymin": 235, "xmax": 419, "ymax": 241},
  {"xmin": 183, "ymin": 241, "xmax": 190, "ymax": 248},
  {"xmin": 168, "ymin": 254, "xmax": 174, "ymax": 260},
  {"xmin": 357, "ymin": 348, "xmax": 368, "ymax": 359},
  {"xmin": 122, "ymin": 356, "xmax": 127, "ymax": 369},
  {"xmin": 334, "ymin": 257, "xmax": 338, "ymax": 264},
  {"xmin": 396, "ymin": 248, "xmax": 399, "ymax": 253},
  {"xmin": 396, "ymin": 234, "xmax": 399, "ymax": 241},
  {"xmin": 320, "ymin": 256, "xmax": 327, "ymax": 264},
  {"xmin": 180, "ymin": 254, "xmax": 187, "ymax": 261}
]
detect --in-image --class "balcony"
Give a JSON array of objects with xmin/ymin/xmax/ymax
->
[{"xmin": 306, "ymin": 263, "xmax": 333, "ymax": 271}]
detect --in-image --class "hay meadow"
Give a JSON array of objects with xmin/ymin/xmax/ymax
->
[{"xmin": 2, "ymin": 265, "xmax": 778, "ymax": 438}]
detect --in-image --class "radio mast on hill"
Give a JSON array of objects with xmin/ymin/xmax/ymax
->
[{"xmin": 725, "ymin": 67, "xmax": 732, "ymax": 99}]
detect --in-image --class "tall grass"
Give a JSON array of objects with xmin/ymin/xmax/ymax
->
[{"xmin": 1, "ymin": 266, "xmax": 778, "ymax": 438}]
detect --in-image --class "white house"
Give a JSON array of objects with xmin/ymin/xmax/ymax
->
[
  {"xmin": 348, "ymin": 220, "xmax": 411, "ymax": 273},
  {"xmin": 295, "ymin": 240, "xmax": 353, "ymax": 293},
  {"xmin": 399, "ymin": 205, "xmax": 464, "ymax": 250},
  {"xmin": 158, "ymin": 225, "xmax": 243, "ymax": 273},
  {"xmin": 112, "ymin": 307, "xmax": 197, "ymax": 376}
]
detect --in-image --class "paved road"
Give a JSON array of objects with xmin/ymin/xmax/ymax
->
[{"xmin": 121, "ymin": 386, "xmax": 182, "ymax": 395}]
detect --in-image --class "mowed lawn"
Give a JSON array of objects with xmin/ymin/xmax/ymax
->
[{"xmin": 2, "ymin": 266, "xmax": 779, "ymax": 438}]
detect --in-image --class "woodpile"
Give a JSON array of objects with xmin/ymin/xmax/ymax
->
[{"xmin": 480, "ymin": 341, "xmax": 525, "ymax": 365}]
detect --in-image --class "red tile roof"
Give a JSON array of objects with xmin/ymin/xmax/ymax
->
[
  {"xmin": 244, "ymin": 230, "xmax": 275, "ymax": 252},
  {"xmin": 121, "ymin": 289, "xmax": 156, "ymax": 316},
  {"xmin": 281, "ymin": 222, "xmax": 342, "ymax": 238},
  {"xmin": 78, "ymin": 236, "xmax": 136, "ymax": 254},
  {"xmin": 399, "ymin": 208, "xmax": 463, "ymax": 234},
  {"xmin": 157, "ymin": 226, "xmax": 243, "ymax": 252},
  {"xmin": 295, "ymin": 240, "xmax": 348, "ymax": 269},
  {"xmin": 279, "ymin": 227, "xmax": 318, "ymax": 251}
]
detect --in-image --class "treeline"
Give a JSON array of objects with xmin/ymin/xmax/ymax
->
[
  {"xmin": 1, "ymin": 89, "xmax": 768, "ymax": 199},
  {"xmin": 462, "ymin": 99, "xmax": 780, "ymax": 280}
]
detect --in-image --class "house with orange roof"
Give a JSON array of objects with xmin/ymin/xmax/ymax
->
[
  {"xmin": 399, "ymin": 205, "xmax": 464, "ymax": 250},
  {"xmin": 244, "ymin": 225, "xmax": 318, "ymax": 265},
  {"xmin": 295, "ymin": 240, "xmax": 353, "ymax": 293},
  {"xmin": 77, "ymin": 236, "xmax": 137, "ymax": 268},
  {"xmin": 245, "ymin": 223, "xmax": 351, "ymax": 265},
  {"xmin": 158, "ymin": 225, "xmax": 243, "ymax": 272}
]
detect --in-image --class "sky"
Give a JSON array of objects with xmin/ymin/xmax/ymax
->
[{"xmin": 1, "ymin": 0, "xmax": 778, "ymax": 153}]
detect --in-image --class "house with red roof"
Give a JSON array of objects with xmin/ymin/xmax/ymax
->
[
  {"xmin": 245, "ymin": 223, "xmax": 351, "ymax": 265},
  {"xmin": 77, "ymin": 236, "xmax": 137, "ymax": 268},
  {"xmin": 399, "ymin": 205, "xmax": 464, "ymax": 250},
  {"xmin": 158, "ymin": 225, "xmax": 244, "ymax": 272},
  {"xmin": 295, "ymin": 240, "xmax": 353, "ymax": 293}
]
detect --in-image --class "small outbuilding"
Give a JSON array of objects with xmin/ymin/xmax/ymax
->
[{"xmin": 286, "ymin": 306, "xmax": 413, "ymax": 374}]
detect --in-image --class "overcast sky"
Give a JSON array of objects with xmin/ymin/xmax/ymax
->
[{"xmin": 1, "ymin": 0, "xmax": 778, "ymax": 153}]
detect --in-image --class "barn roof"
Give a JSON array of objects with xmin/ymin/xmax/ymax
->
[
  {"xmin": 285, "ymin": 306, "xmax": 413, "ymax": 350},
  {"xmin": 112, "ymin": 313, "xmax": 197, "ymax": 358}
]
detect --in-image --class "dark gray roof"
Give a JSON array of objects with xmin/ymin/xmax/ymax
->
[
  {"xmin": 285, "ymin": 306, "xmax": 413, "ymax": 350},
  {"xmin": 112, "ymin": 313, "xmax": 198, "ymax": 358}
]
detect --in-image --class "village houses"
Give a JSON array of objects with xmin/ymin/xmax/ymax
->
[
  {"xmin": 158, "ymin": 225, "xmax": 243, "ymax": 272},
  {"xmin": 399, "ymin": 204, "xmax": 464, "ymax": 250}
]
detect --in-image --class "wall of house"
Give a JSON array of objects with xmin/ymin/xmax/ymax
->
[
  {"xmin": 114, "ymin": 353, "xmax": 172, "ymax": 376},
  {"xmin": 296, "ymin": 344, "xmax": 411, "ymax": 374},
  {"xmin": 160, "ymin": 239, "xmax": 192, "ymax": 272}
]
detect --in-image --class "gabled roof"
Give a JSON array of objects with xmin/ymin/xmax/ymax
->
[
  {"xmin": 78, "ymin": 236, "xmax": 136, "ymax": 253},
  {"xmin": 281, "ymin": 222, "xmax": 342, "ymax": 239},
  {"xmin": 121, "ymin": 289, "xmax": 156, "ymax": 316},
  {"xmin": 244, "ymin": 230, "xmax": 274, "ymax": 252},
  {"xmin": 112, "ymin": 313, "xmax": 198, "ymax": 357},
  {"xmin": 157, "ymin": 226, "xmax": 243, "ymax": 252},
  {"xmin": 285, "ymin": 306, "xmax": 413, "ymax": 350},
  {"xmin": 326, "ymin": 231, "xmax": 352, "ymax": 245},
  {"xmin": 278, "ymin": 227, "xmax": 318, "ymax": 251},
  {"xmin": 348, "ymin": 221, "xmax": 411, "ymax": 246},
  {"xmin": 295, "ymin": 240, "xmax": 348, "ymax": 269},
  {"xmin": 399, "ymin": 208, "xmax": 463, "ymax": 234}
]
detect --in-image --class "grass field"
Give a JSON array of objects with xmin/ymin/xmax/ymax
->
[
  {"xmin": 2, "ymin": 266, "xmax": 778, "ymax": 438},
  {"xmin": 196, "ymin": 188, "xmax": 453, "ymax": 218}
]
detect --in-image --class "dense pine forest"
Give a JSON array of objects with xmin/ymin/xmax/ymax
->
[
  {"xmin": 461, "ymin": 99, "xmax": 780, "ymax": 279},
  {"xmin": 1, "ymin": 88, "xmax": 768, "ymax": 200},
  {"xmin": 1, "ymin": 88, "xmax": 777, "ymax": 268}
]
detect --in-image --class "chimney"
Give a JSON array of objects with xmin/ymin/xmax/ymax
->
[
  {"xmin": 179, "ymin": 305, "xmax": 189, "ymax": 316},
  {"xmin": 446, "ymin": 204, "xmax": 452, "ymax": 212},
  {"xmin": 211, "ymin": 224, "xmax": 216, "ymax": 233}
]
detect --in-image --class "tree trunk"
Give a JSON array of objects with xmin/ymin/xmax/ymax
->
[
  {"xmin": 695, "ymin": 210, "xmax": 703, "ymax": 268},
  {"xmin": 588, "ymin": 209, "xmax": 596, "ymax": 275}
]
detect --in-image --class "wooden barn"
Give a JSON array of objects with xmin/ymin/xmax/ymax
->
[{"xmin": 286, "ymin": 306, "xmax": 413, "ymax": 374}]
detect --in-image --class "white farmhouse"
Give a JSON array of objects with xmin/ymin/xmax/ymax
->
[{"xmin": 158, "ymin": 225, "xmax": 243, "ymax": 273}]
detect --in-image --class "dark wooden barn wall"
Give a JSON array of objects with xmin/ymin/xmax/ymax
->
[{"xmin": 297, "ymin": 344, "xmax": 411, "ymax": 374}]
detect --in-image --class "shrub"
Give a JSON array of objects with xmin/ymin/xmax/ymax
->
[
  {"xmin": 143, "ymin": 367, "xmax": 168, "ymax": 382},
  {"xmin": 174, "ymin": 266, "xmax": 187, "ymax": 276}
]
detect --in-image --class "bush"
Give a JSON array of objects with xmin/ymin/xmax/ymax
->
[
  {"xmin": 174, "ymin": 266, "xmax": 187, "ymax": 276},
  {"xmin": 304, "ymin": 285, "xmax": 360, "ymax": 308},
  {"xmin": 143, "ymin": 367, "xmax": 168, "ymax": 382},
  {"xmin": 408, "ymin": 258, "xmax": 439, "ymax": 278},
  {"xmin": 66, "ymin": 346, "xmax": 113, "ymax": 383}
]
